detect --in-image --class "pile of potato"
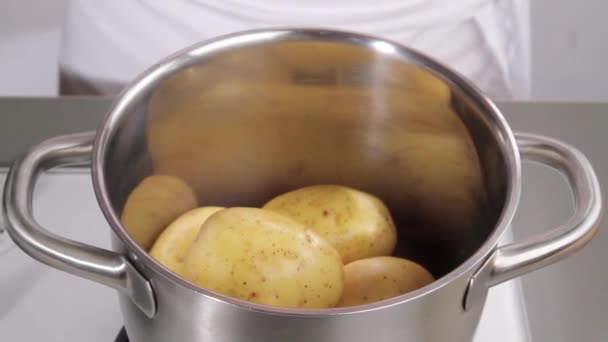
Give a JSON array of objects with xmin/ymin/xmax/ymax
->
[{"xmin": 122, "ymin": 175, "xmax": 434, "ymax": 309}]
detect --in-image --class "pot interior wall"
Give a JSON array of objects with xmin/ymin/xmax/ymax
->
[{"xmin": 103, "ymin": 39, "xmax": 509, "ymax": 278}]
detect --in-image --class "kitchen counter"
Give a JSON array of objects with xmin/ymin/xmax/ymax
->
[{"xmin": 0, "ymin": 98, "xmax": 606, "ymax": 341}]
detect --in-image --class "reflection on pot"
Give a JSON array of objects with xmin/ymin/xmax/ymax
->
[{"xmin": 136, "ymin": 42, "xmax": 489, "ymax": 278}]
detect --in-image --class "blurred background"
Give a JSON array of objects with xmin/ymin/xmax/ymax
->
[{"xmin": 0, "ymin": 0, "xmax": 606, "ymax": 100}]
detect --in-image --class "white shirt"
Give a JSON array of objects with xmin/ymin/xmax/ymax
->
[{"xmin": 60, "ymin": 0, "xmax": 529, "ymax": 98}]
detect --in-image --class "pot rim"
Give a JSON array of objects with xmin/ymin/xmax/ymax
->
[{"xmin": 91, "ymin": 27, "xmax": 522, "ymax": 316}]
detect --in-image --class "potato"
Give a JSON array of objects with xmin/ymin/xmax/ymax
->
[
  {"xmin": 121, "ymin": 175, "xmax": 198, "ymax": 250},
  {"xmin": 263, "ymin": 185, "xmax": 397, "ymax": 264},
  {"xmin": 183, "ymin": 207, "xmax": 344, "ymax": 308},
  {"xmin": 149, "ymin": 206, "xmax": 224, "ymax": 276},
  {"xmin": 337, "ymin": 256, "xmax": 434, "ymax": 307}
]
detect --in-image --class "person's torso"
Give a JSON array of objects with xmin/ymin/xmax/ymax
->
[{"xmin": 60, "ymin": 0, "xmax": 491, "ymax": 83}]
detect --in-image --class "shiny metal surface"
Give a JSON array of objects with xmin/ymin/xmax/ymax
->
[
  {"xmin": 2, "ymin": 132, "xmax": 156, "ymax": 317},
  {"xmin": 1, "ymin": 29, "xmax": 602, "ymax": 341},
  {"xmin": 494, "ymin": 133, "xmax": 602, "ymax": 284},
  {"xmin": 96, "ymin": 29, "xmax": 521, "ymax": 308},
  {"xmin": 464, "ymin": 132, "xmax": 603, "ymax": 310},
  {"xmin": 95, "ymin": 28, "xmax": 521, "ymax": 341}
]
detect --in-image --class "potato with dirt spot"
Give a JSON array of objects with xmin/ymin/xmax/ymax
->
[
  {"xmin": 149, "ymin": 206, "xmax": 224, "ymax": 276},
  {"xmin": 337, "ymin": 256, "xmax": 434, "ymax": 307},
  {"xmin": 183, "ymin": 207, "xmax": 344, "ymax": 308},
  {"xmin": 263, "ymin": 185, "xmax": 397, "ymax": 264},
  {"xmin": 121, "ymin": 175, "xmax": 198, "ymax": 250}
]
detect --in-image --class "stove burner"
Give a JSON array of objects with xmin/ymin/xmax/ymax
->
[{"xmin": 115, "ymin": 328, "xmax": 128, "ymax": 342}]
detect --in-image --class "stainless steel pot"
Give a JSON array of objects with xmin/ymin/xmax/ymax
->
[{"xmin": 3, "ymin": 29, "xmax": 603, "ymax": 342}]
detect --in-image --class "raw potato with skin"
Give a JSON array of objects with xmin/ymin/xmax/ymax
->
[
  {"xmin": 184, "ymin": 207, "xmax": 344, "ymax": 308},
  {"xmin": 263, "ymin": 185, "xmax": 397, "ymax": 264},
  {"xmin": 149, "ymin": 206, "xmax": 224, "ymax": 276},
  {"xmin": 121, "ymin": 175, "xmax": 198, "ymax": 250},
  {"xmin": 338, "ymin": 256, "xmax": 434, "ymax": 307}
]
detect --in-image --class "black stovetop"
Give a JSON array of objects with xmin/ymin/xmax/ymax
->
[{"xmin": 115, "ymin": 328, "xmax": 128, "ymax": 342}]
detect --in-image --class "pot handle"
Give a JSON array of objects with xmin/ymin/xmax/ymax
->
[
  {"xmin": 2, "ymin": 132, "xmax": 156, "ymax": 318},
  {"xmin": 464, "ymin": 132, "xmax": 603, "ymax": 310}
]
